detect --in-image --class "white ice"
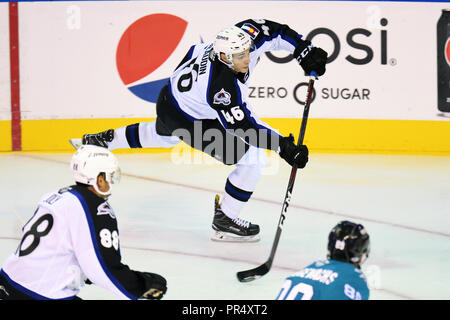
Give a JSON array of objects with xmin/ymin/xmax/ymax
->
[{"xmin": 0, "ymin": 151, "xmax": 449, "ymax": 300}]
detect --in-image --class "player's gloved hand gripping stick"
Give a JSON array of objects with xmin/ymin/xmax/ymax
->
[{"xmin": 237, "ymin": 71, "xmax": 317, "ymax": 282}]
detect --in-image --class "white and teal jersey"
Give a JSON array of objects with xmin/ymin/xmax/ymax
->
[{"xmin": 276, "ymin": 259, "xmax": 370, "ymax": 300}]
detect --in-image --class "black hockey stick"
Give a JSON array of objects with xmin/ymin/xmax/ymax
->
[{"xmin": 237, "ymin": 73, "xmax": 317, "ymax": 282}]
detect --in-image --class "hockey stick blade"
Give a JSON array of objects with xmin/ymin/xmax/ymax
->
[
  {"xmin": 236, "ymin": 263, "xmax": 270, "ymax": 282},
  {"xmin": 69, "ymin": 138, "xmax": 82, "ymax": 150}
]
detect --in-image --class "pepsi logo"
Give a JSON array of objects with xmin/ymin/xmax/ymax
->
[{"xmin": 116, "ymin": 14, "xmax": 187, "ymax": 103}]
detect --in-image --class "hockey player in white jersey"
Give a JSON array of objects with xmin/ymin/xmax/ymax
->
[
  {"xmin": 74, "ymin": 19, "xmax": 328, "ymax": 242},
  {"xmin": 0, "ymin": 145, "xmax": 167, "ymax": 300}
]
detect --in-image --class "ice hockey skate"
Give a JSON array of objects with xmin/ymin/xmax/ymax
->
[
  {"xmin": 211, "ymin": 195, "xmax": 260, "ymax": 242},
  {"xmin": 69, "ymin": 129, "xmax": 114, "ymax": 150}
]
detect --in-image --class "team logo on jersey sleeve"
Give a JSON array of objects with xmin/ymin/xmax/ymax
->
[
  {"xmin": 97, "ymin": 202, "xmax": 116, "ymax": 219},
  {"xmin": 213, "ymin": 88, "xmax": 232, "ymax": 105},
  {"xmin": 241, "ymin": 23, "xmax": 260, "ymax": 39}
]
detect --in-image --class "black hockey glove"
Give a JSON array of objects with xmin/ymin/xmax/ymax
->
[
  {"xmin": 140, "ymin": 272, "xmax": 167, "ymax": 300},
  {"xmin": 293, "ymin": 40, "xmax": 327, "ymax": 77},
  {"xmin": 279, "ymin": 134, "xmax": 309, "ymax": 168}
]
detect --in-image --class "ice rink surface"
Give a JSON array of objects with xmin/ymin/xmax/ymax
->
[{"xmin": 0, "ymin": 151, "xmax": 449, "ymax": 300}]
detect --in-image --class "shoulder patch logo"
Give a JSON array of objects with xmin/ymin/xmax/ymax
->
[
  {"xmin": 97, "ymin": 202, "xmax": 116, "ymax": 219},
  {"xmin": 214, "ymin": 88, "xmax": 231, "ymax": 105}
]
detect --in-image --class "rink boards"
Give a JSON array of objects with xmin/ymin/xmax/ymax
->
[{"xmin": 0, "ymin": 1, "xmax": 449, "ymax": 154}]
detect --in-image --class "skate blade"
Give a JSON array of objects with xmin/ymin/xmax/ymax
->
[
  {"xmin": 211, "ymin": 231, "xmax": 260, "ymax": 243},
  {"xmin": 69, "ymin": 138, "xmax": 82, "ymax": 150}
]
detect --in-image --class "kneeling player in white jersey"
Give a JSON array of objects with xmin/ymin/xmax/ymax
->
[
  {"xmin": 71, "ymin": 19, "xmax": 328, "ymax": 243},
  {"xmin": 276, "ymin": 221, "xmax": 370, "ymax": 300},
  {"xmin": 0, "ymin": 145, "xmax": 167, "ymax": 300}
]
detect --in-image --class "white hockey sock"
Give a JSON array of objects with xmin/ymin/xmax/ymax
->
[
  {"xmin": 108, "ymin": 121, "xmax": 180, "ymax": 150},
  {"xmin": 220, "ymin": 146, "xmax": 267, "ymax": 219}
]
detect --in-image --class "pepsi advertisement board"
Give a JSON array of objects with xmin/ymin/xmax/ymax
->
[{"xmin": 0, "ymin": 1, "xmax": 449, "ymax": 153}]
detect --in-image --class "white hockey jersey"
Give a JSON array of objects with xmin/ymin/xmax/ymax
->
[
  {"xmin": 167, "ymin": 19, "xmax": 307, "ymax": 151},
  {"xmin": 1, "ymin": 185, "xmax": 147, "ymax": 300}
]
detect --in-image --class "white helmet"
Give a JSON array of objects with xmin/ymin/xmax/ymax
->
[
  {"xmin": 70, "ymin": 145, "xmax": 121, "ymax": 197},
  {"xmin": 213, "ymin": 26, "xmax": 252, "ymax": 68}
]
